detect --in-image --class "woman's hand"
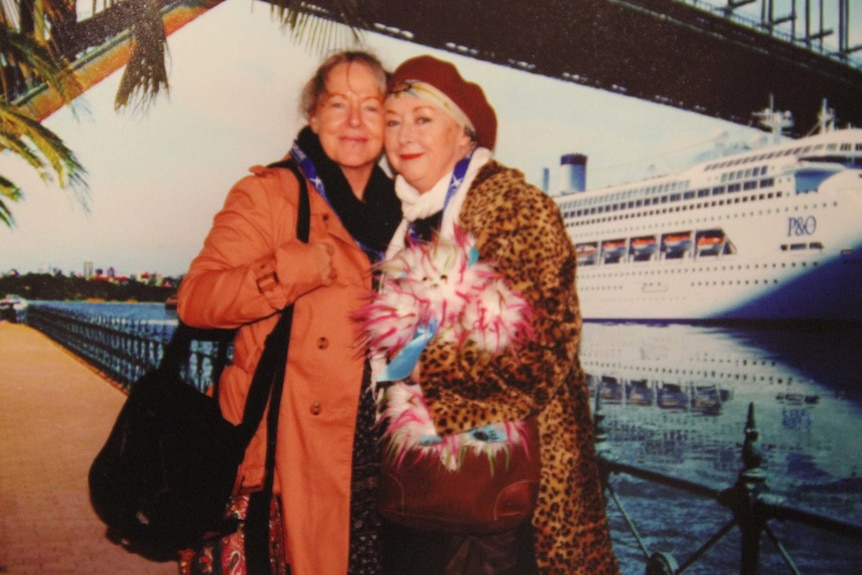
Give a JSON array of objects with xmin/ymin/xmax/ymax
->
[{"xmin": 310, "ymin": 242, "xmax": 337, "ymax": 286}]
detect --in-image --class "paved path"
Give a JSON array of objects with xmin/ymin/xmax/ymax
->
[{"xmin": 0, "ymin": 322, "xmax": 178, "ymax": 574}]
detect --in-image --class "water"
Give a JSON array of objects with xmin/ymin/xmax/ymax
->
[
  {"xmin": 32, "ymin": 301, "xmax": 179, "ymax": 326},
  {"xmin": 33, "ymin": 302, "xmax": 862, "ymax": 571},
  {"xmin": 582, "ymin": 321, "xmax": 862, "ymax": 573}
]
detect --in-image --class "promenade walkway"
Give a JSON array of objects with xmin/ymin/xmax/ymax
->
[{"xmin": 0, "ymin": 322, "xmax": 178, "ymax": 574}]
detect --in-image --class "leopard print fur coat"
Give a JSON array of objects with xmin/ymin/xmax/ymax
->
[{"xmin": 417, "ymin": 161, "xmax": 620, "ymax": 575}]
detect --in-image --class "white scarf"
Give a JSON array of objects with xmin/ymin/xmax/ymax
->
[{"xmin": 387, "ymin": 147, "xmax": 493, "ymax": 259}]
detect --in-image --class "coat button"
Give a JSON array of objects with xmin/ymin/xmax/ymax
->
[
  {"xmin": 310, "ymin": 402, "xmax": 322, "ymax": 415},
  {"xmin": 317, "ymin": 337, "xmax": 329, "ymax": 349}
]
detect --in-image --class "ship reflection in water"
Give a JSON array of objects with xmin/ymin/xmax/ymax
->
[{"xmin": 581, "ymin": 321, "xmax": 862, "ymax": 573}]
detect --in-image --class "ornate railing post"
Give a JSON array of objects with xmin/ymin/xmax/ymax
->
[
  {"xmin": 720, "ymin": 402, "xmax": 768, "ymax": 575},
  {"xmin": 593, "ymin": 384, "xmax": 612, "ymax": 467}
]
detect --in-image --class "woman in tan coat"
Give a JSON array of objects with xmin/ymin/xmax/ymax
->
[
  {"xmin": 177, "ymin": 51, "xmax": 401, "ymax": 575},
  {"xmin": 373, "ymin": 55, "xmax": 619, "ymax": 575}
]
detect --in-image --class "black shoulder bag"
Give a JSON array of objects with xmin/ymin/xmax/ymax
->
[{"xmin": 89, "ymin": 161, "xmax": 309, "ymax": 561}]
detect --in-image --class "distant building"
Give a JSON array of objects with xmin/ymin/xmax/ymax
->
[{"xmin": 83, "ymin": 261, "xmax": 93, "ymax": 280}]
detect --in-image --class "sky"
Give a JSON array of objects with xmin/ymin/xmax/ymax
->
[{"xmin": 0, "ymin": 0, "xmax": 821, "ymax": 278}]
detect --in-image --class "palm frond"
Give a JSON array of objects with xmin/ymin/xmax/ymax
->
[
  {"xmin": 0, "ymin": 101, "xmax": 89, "ymax": 209},
  {"xmin": 268, "ymin": 0, "xmax": 369, "ymax": 53},
  {"xmin": 0, "ymin": 172, "xmax": 22, "ymax": 226},
  {"xmin": 0, "ymin": 6, "xmax": 84, "ymax": 106},
  {"xmin": 114, "ymin": 0, "xmax": 169, "ymax": 113}
]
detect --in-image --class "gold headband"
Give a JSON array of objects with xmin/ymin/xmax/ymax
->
[{"xmin": 389, "ymin": 80, "xmax": 476, "ymax": 137}]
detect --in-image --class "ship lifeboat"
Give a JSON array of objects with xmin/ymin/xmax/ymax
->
[
  {"xmin": 657, "ymin": 383, "xmax": 689, "ymax": 409},
  {"xmin": 602, "ymin": 239, "xmax": 627, "ymax": 263},
  {"xmin": 663, "ymin": 233, "xmax": 692, "ymax": 251},
  {"xmin": 576, "ymin": 243, "xmax": 598, "ymax": 265},
  {"xmin": 626, "ymin": 379, "xmax": 654, "ymax": 406},
  {"xmin": 599, "ymin": 376, "xmax": 623, "ymax": 404},
  {"xmin": 632, "ymin": 237, "xmax": 657, "ymax": 251},
  {"xmin": 692, "ymin": 384, "xmax": 723, "ymax": 415},
  {"xmin": 697, "ymin": 236, "xmax": 723, "ymax": 248},
  {"xmin": 630, "ymin": 236, "xmax": 658, "ymax": 261},
  {"xmin": 696, "ymin": 233, "xmax": 725, "ymax": 256},
  {"xmin": 602, "ymin": 239, "xmax": 626, "ymax": 252}
]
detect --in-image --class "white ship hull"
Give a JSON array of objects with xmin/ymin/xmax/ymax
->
[{"xmin": 556, "ymin": 126, "xmax": 862, "ymax": 322}]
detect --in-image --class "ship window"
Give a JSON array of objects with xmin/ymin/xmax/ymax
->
[
  {"xmin": 684, "ymin": 191, "xmax": 695, "ymax": 200},
  {"xmin": 660, "ymin": 196, "xmax": 668, "ymax": 204},
  {"xmin": 796, "ymin": 168, "xmax": 840, "ymax": 193},
  {"xmin": 826, "ymin": 143, "xmax": 837, "ymax": 151},
  {"xmin": 728, "ymin": 184, "xmax": 741, "ymax": 193},
  {"xmin": 855, "ymin": 143, "xmax": 862, "ymax": 151},
  {"xmin": 744, "ymin": 168, "xmax": 753, "ymax": 178},
  {"xmin": 670, "ymin": 193, "xmax": 681, "ymax": 202},
  {"xmin": 743, "ymin": 181, "xmax": 757, "ymax": 190},
  {"xmin": 697, "ymin": 188, "xmax": 710, "ymax": 198},
  {"xmin": 712, "ymin": 186, "xmax": 725, "ymax": 195},
  {"xmin": 790, "ymin": 243, "xmax": 806, "ymax": 251},
  {"xmin": 840, "ymin": 143, "xmax": 851, "ymax": 151},
  {"xmin": 810, "ymin": 241, "xmax": 824, "ymax": 250},
  {"xmin": 636, "ymin": 199, "xmax": 643, "ymax": 207}
]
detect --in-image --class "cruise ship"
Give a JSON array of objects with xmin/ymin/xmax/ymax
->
[{"xmin": 555, "ymin": 102, "xmax": 862, "ymax": 322}]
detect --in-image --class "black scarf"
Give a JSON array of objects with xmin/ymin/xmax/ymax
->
[{"xmin": 294, "ymin": 127, "xmax": 401, "ymax": 261}]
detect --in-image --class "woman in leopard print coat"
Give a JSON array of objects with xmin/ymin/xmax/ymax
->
[{"xmin": 375, "ymin": 55, "xmax": 619, "ymax": 575}]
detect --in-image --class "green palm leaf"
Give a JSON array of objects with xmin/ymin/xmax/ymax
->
[
  {"xmin": 0, "ymin": 5, "xmax": 83, "ymax": 106},
  {"xmin": 0, "ymin": 101, "xmax": 89, "ymax": 226},
  {"xmin": 0, "ymin": 173, "xmax": 22, "ymax": 226}
]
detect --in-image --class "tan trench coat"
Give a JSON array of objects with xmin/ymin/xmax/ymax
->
[{"xmin": 178, "ymin": 162, "xmax": 372, "ymax": 575}]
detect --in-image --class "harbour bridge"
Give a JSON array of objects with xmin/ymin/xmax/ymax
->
[{"xmin": 12, "ymin": 0, "xmax": 862, "ymax": 137}]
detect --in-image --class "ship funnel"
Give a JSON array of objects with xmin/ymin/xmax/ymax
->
[{"xmin": 561, "ymin": 153, "xmax": 587, "ymax": 193}]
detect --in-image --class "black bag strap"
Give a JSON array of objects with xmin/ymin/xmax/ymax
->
[
  {"xmin": 158, "ymin": 158, "xmax": 309, "ymax": 443},
  {"xmin": 245, "ymin": 158, "xmax": 309, "ymax": 573},
  {"xmin": 157, "ymin": 159, "xmax": 308, "ymax": 570},
  {"xmin": 239, "ymin": 159, "xmax": 309, "ymax": 440}
]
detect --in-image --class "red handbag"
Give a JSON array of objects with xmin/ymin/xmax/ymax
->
[{"xmin": 378, "ymin": 417, "xmax": 541, "ymax": 534}]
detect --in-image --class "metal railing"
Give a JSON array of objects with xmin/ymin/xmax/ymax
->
[
  {"xmin": 594, "ymin": 393, "xmax": 862, "ymax": 574},
  {"xmin": 26, "ymin": 304, "xmax": 230, "ymax": 393},
  {"xmin": 21, "ymin": 304, "xmax": 862, "ymax": 571}
]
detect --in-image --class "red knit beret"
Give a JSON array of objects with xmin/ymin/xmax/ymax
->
[{"xmin": 388, "ymin": 55, "xmax": 498, "ymax": 150}]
